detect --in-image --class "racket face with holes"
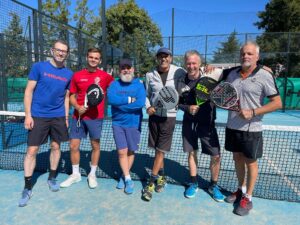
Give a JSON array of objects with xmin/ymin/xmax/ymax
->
[
  {"xmin": 195, "ymin": 76, "xmax": 218, "ymax": 106},
  {"xmin": 210, "ymin": 82, "xmax": 240, "ymax": 111},
  {"xmin": 154, "ymin": 86, "xmax": 179, "ymax": 110}
]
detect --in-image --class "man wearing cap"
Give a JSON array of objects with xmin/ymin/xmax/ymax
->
[
  {"xmin": 142, "ymin": 47, "xmax": 186, "ymax": 201},
  {"xmin": 107, "ymin": 59, "xmax": 146, "ymax": 194},
  {"xmin": 60, "ymin": 47, "xmax": 114, "ymax": 189}
]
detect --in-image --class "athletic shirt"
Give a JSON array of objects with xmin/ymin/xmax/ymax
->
[
  {"xmin": 29, "ymin": 61, "xmax": 73, "ymax": 118},
  {"xmin": 70, "ymin": 68, "xmax": 114, "ymax": 120},
  {"xmin": 225, "ymin": 66, "xmax": 279, "ymax": 132},
  {"xmin": 178, "ymin": 73, "xmax": 216, "ymax": 126},
  {"xmin": 158, "ymin": 70, "xmax": 168, "ymax": 86}
]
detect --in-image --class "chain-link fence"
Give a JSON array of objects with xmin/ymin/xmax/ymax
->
[
  {"xmin": 162, "ymin": 33, "xmax": 300, "ymax": 110},
  {"xmin": 0, "ymin": 0, "xmax": 123, "ymax": 111}
]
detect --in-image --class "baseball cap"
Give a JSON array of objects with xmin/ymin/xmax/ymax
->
[
  {"xmin": 156, "ymin": 47, "xmax": 172, "ymax": 56},
  {"xmin": 119, "ymin": 58, "xmax": 133, "ymax": 67}
]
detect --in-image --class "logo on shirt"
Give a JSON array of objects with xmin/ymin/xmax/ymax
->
[
  {"xmin": 94, "ymin": 77, "xmax": 100, "ymax": 85},
  {"xmin": 44, "ymin": 72, "xmax": 67, "ymax": 82}
]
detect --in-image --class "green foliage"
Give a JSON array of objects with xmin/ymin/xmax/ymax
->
[
  {"xmin": 73, "ymin": 0, "xmax": 100, "ymax": 36},
  {"xmin": 42, "ymin": 0, "xmax": 71, "ymax": 47},
  {"xmin": 212, "ymin": 31, "xmax": 240, "ymax": 64},
  {"xmin": 255, "ymin": 0, "xmax": 300, "ymax": 32},
  {"xmin": 105, "ymin": 0, "xmax": 163, "ymax": 74},
  {"xmin": 3, "ymin": 13, "xmax": 27, "ymax": 77},
  {"xmin": 255, "ymin": 0, "xmax": 300, "ymax": 77}
]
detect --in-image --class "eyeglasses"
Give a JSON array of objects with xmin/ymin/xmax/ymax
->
[{"xmin": 52, "ymin": 48, "xmax": 68, "ymax": 55}]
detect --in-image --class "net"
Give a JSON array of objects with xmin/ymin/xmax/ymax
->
[{"xmin": 0, "ymin": 111, "xmax": 299, "ymax": 202}]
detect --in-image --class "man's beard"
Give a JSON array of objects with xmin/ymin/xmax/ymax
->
[
  {"xmin": 120, "ymin": 72, "xmax": 134, "ymax": 83},
  {"xmin": 242, "ymin": 61, "xmax": 251, "ymax": 68}
]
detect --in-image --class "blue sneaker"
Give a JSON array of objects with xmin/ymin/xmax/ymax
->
[
  {"xmin": 184, "ymin": 183, "xmax": 198, "ymax": 198},
  {"xmin": 18, "ymin": 189, "xmax": 33, "ymax": 207},
  {"xmin": 47, "ymin": 178, "xmax": 60, "ymax": 192},
  {"xmin": 116, "ymin": 176, "xmax": 125, "ymax": 189},
  {"xmin": 208, "ymin": 185, "xmax": 225, "ymax": 202},
  {"xmin": 124, "ymin": 179, "xmax": 134, "ymax": 194}
]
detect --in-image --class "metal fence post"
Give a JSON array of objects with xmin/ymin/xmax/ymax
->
[{"xmin": 32, "ymin": 10, "xmax": 40, "ymax": 62}]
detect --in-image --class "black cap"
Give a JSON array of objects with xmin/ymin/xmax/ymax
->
[
  {"xmin": 156, "ymin": 47, "xmax": 172, "ymax": 56},
  {"xmin": 119, "ymin": 58, "xmax": 133, "ymax": 67}
]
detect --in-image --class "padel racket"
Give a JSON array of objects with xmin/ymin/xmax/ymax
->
[
  {"xmin": 210, "ymin": 82, "xmax": 240, "ymax": 111},
  {"xmin": 153, "ymin": 86, "xmax": 179, "ymax": 110},
  {"xmin": 77, "ymin": 84, "xmax": 104, "ymax": 127},
  {"xmin": 84, "ymin": 84, "xmax": 104, "ymax": 108},
  {"xmin": 195, "ymin": 76, "xmax": 218, "ymax": 106}
]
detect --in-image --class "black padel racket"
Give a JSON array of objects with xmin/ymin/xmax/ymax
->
[
  {"xmin": 77, "ymin": 84, "xmax": 104, "ymax": 127},
  {"xmin": 154, "ymin": 86, "xmax": 179, "ymax": 110},
  {"xmin": 210, "ymin": 82, "xmax": 240, "ymax": 111},
  {"xmin": 195, "ymin": 76, "xmax": 218, "ymax": 106}
]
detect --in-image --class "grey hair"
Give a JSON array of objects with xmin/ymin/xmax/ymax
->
[
  {"xmin": 184, "ymin": 50, "xmax": 202, "ymax": 63},
  {"xmin": 241, "ymin": 41, "xmax": 260, "ymax": 55}
]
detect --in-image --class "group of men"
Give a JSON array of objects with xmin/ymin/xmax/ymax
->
[{"xmin": 18, "ymin": 39, "xmax": 282, "ymax": 216}]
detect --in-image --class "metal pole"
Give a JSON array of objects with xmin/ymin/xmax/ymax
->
[
  {"xmin": 171, "ymin": 8, "xmax": 174, "ymax": 55},
  {"xmin": 101, "ymin": 0, "xmax": 107, "ymax": 71},
  {"xmin": 38, "ymin": 0, "xmax": 44, "ymax": 61}
]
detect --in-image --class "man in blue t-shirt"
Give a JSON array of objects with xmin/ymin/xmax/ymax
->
[
  {"xmin": 107, "ymin": 59, "xmax": 146, "ymax": 195},
  {"xmin": 19, "ymin": 40, "xmax": 73, "ymax": 207}
]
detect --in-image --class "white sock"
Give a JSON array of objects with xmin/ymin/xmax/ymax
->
[
  {"xmin": 239, "ymin": 186, "xmax": 247, "ymax": 194},
  {"xmin": 89, "ymin": 165, "xmax": 97, "ymax": 176},
  {"xmin": 245, "ymin": 193, "xmax": 252, "ymax": 201},
  {"xmin": 72, "ymin": 164, "xmax": 80, "ymax": 175},
  {"xmin": 125, "ymin": 175, "xmax": 131, "ymax": 181}
]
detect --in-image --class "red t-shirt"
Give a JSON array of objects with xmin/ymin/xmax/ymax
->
[{"xmin": 70, "ymin": 68, "xmax": 114, "ymax": 119}]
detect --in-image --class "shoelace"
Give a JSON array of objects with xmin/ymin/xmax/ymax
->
[{"xmin": 240, "ymin": 197, "xmax": 249, "ymax": 208}]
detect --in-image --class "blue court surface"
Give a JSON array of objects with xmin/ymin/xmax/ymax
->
[{"xmin": 0, "ymin": 170, "xmax": 299, "ymax": 225}]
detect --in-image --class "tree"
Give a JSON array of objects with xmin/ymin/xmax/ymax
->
[
  {"xmin": 73, "ymin": 0, "xmax": 100, "ymax": 35},
  {"xmin": 42, "ymin": 0, "xmax": 71, "ymax": 45},
  {"xmin": 105, "ymin": 0, "xmax": 163, "ymax": 74},
  {"xmin": 3, "ymin": 13, "xmax": 27, "ymax": 77},
  {"xmin": 255, "ymin": 0, "xmax": 300, "ymax": 77},
  {"xmin": 255, "ymin": 0, "xmax": 300, "ymax": 32},
  {"xmin": 212, "ymin": 31, "xmax": 240, "ymax": 64}
]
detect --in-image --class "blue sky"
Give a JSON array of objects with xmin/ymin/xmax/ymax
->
[{"xmin": 18, "ymin": 0, "xmax": 269, "ymax": 36}]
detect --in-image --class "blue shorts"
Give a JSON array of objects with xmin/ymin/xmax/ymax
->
[
  {"xmin": 112, "ymin": 126, "xmax": 141, "ymax": 151},
  {"xmin": 70, "ymin": 118, "xmax": 103, "ymax": 139}
]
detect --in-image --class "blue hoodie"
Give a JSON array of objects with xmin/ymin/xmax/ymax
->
[{"xmin": 107, "ymin": 78, "xmax": 146, "ymax": 128}]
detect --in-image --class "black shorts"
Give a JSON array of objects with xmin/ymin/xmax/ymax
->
[
  {"xmin": 148, "ymin": 115, "xmax": 176, "ymax": 153},
  {"xmin": 28, "ymin": 117, "xmax": 69, "ymax": 146},
  {"xmin": 225, "ymin": 127, "xmax": 263, "ymax": 159},
  {"xmin": 182, "ymin": 120, "xmax": 220, "ymax": 156}
]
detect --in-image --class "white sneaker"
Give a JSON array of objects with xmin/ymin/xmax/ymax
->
[
  {"xmin": 88, "ymin": 175, "xmax": 98, "ymax": 189},
  {"xmin": 60, "ymin": 174, "xmax": 81, "ymax": 188}
]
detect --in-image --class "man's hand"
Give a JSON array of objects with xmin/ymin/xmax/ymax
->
[
  {"xmin": 239, "ymin": 109, "xmax": 254, "ymax": 120},
  {"xmin": 189, "ymin": 105, "xmax": 199, "ymax": 115},
  {"xmin": 146, "ymin": 106, "xmax": 156, "ymax": 116},
  {"xmin": 77, "ymin": 105, "xmax": 87, "ymax": 116},
  {"xmin": 24, "ymin": 116, "xmax": 34, "ymax": 130}
]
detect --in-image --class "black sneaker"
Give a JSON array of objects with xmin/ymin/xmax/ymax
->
[
  {"xmin": 234, "ymin": 196, "xmax": 253, "ymax": 216},
  {"xmin": 225, "ymin": 189, "xmax": 243, "ymax": 204}
]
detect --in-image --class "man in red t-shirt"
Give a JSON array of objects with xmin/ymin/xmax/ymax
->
[{"xmin": 60, "ymin": 47, "xmax": 113, "ymax": 189}]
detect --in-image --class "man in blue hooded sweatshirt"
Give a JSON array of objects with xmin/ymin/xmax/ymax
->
[{"xmin": 107, "ymin": 59, "xmax": 146, "ymax": 194}]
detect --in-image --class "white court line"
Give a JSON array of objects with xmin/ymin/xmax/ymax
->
[{"xmin": 264, "ymin": 155, "xmax": 300, "ymax": 197}]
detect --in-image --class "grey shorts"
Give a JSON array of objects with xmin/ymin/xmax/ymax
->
[
  {"xmin": 28, "ymin": 117, "xmax": 69, "ymax": 146},
  {"xmin": 225, "ymin": 127, "xmax": 263, "ymax": 159},
  {"xmin": 148, "ymin": 115, "xmax": 176, "ymax": 153},
  {"xmin": 182, "ymin": 120, "xmax": 220, "ymax": 156}
]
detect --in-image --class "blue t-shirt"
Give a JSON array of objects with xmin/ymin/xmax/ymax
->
[{"xmin": 29, "ymin": 61, "xmax": 73, "ymax": 117}]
